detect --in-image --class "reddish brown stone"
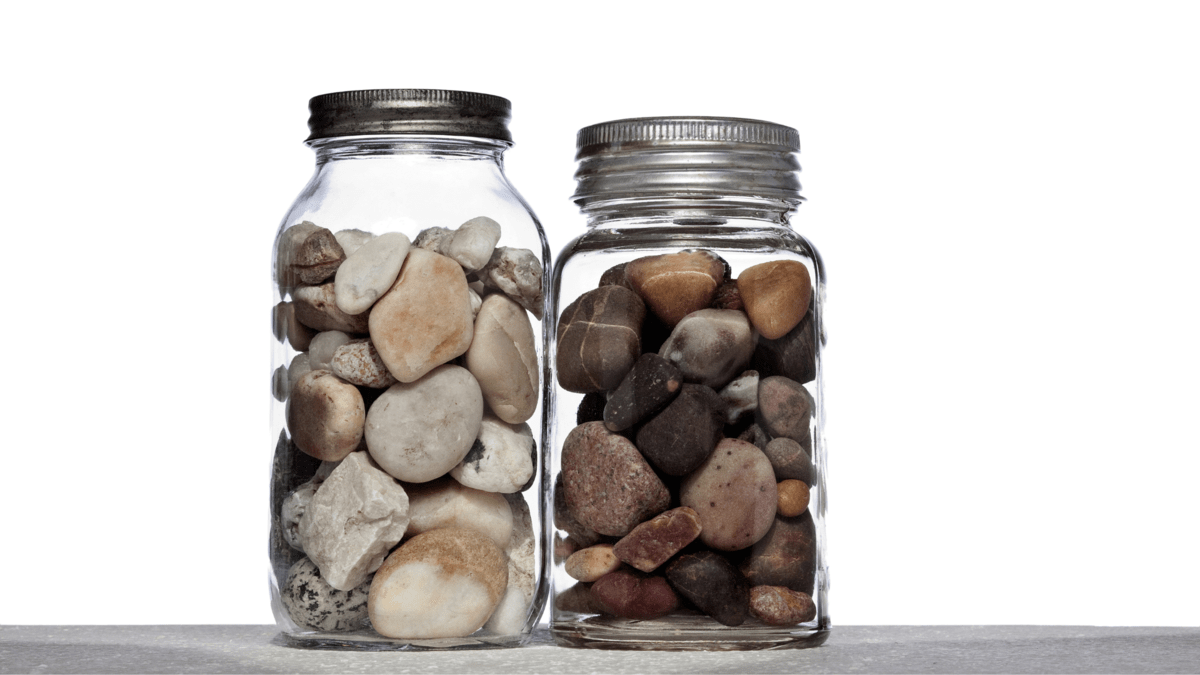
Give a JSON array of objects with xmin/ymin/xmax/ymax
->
[
  {"xmin": 561, "ymin": 422, "xmax": 670, "ymax": 537},
  {"xmin": 612, "ymin": 507, "xmax": 703, "ymax": 573},
  {"xmin": 740, "ymin": 511, "xmax": 818, "ymax": 593},
  {"xmin": 591, "ymin": 569, "xmax": 680, "ymax": 620}
]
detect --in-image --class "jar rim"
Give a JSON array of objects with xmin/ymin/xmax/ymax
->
[{"xmin": 306, "ymin": 89, "xmax": 512, "ymax": 143}]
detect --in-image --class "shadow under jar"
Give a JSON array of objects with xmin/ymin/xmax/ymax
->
[
  {"xmin": 545, "ymin": 117, "xmax": 829, "ymax": 650},
  {"xmin": 269, "ymin": 90, "xmax": 549, "ymax": 650}
]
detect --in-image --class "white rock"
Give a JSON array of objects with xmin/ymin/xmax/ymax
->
[
  {"xmin": 308, "ymin": 331, "xmax": 353, "ymax": 371},
  {"xmin": 297, "ymin": 452, "xmax": 410, "ymax": 591},
  {"xmin": 287, "ymin": 353, "xmax": 312, "ymax": 390},
  {"xmin": 479, "ymin": 247, "xmax": 543, "ymax": 320},
  {"xmin": 412, "ymin": 226, "xmax": 454, "ymax": 254},
  {"xmin": 281, "ymin": 557, "xmax": 372, "ymax": 632},
  {"xmin": 334, "ymin": 229, "xmax": 376, "ymax": 257},
  {"xmin": 719, "ymin": 370, "xmax": 760, "ymax": 424},
  {"xmin": 330, "ymin": 340, "xmax": 397, "ymax": 389},
  {"xmin": 293, "ymin": 283, "xmax": 371, "ymax": 333},
  {"xmin": 334, "ymin": 232, "xmax": 411, "ymax": 315},
  {"xmin": 465, "ymin": 294, "xmax": 539, "ymax": 424},
  {"xmin": 445, "ymin": 216, "xmax": 502, "ymax": 271},
  {"xmin": 483, "ymin": 494, "xmax": 536, "ymax": 635},
  {"xmin": 450, "ymin": 416, "xmax": 535, "ymax": 494},
  {"xmin": 403, "ymin": 476, "xmax": 513, "ymax": 549}
]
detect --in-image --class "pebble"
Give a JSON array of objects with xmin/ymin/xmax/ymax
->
[
  {"xmin": 465, "ymin": 293, "xmax": 539, "ymax": 424},
  {"xmin": 333, "ymin": 229, "xmax": 376, "ymax": 257},
  {"xmin": 561, "ymin": 421, "xmax": 670, "ymax": 537},
  {"xmin": 292, "ymin": 283, "xmax": 371, "ymax": 334},
  {"xmin": 297, "ymin": 452, "xmax": 410, "ymax": 591},
  {"xmin": 740, "ymin": 511, "xmax": 818, "ymax": 593},
  {"xmin": 598, "ymin": 262, "xmax": 634, "ymax": 290},
  {"xmin": 612, "ymin": 507, "xmax": 703, "ymax": 573},
  {"xmin": 273, "ymin": 301, "xmax": 315, "ymax": 351},
  {"xmin": 750, "ymin": 310, "xmax": 817, "ymax": 384},
  {"xmin": 330, "ymin": 340, "xmax": 397, "ymax": 389},
  {"xmin": 368, "ymin": 248, "xmax": 475, "ymax": 383},
  {"xmin": 404, "ymin": 476, "xmax": 513, "ymax": 549},
  {"xmin": 602, "ymin": 353, "xmax": 683, "ymax": 432},
  {"xmin": 484, "ymin": 494, "xmax": 537, "ymax": 635},
  {"xmin": 553, "ymin": 473, "xmax": 601, "ymax": 548},
  {"xmin": 449, "ymin": 415, "xmax": 535, "ymax": 494},
  {"xmin": 468, "ymin": 286, "xmax": 482, "ymax": 318},
  {"xmin": 564, "ymin": 544, "xmax": 622, "ymax": 582},
  {"xmin": 680, "ymin": 438, "xmax": 778, "ymax": 551},
  {"xmin": 364, "ymin": 364, "xmax": 483, "ymax": 483},
  {"xmin": 777, "ymin": 479, "xmax": 810, "ymax": 517},
  {"xmin": 736, "ymin": 260, "xmax": 812, "ymax": 340},
  {"xmin": 576, "ymin": 392, "xmax": 607, "ymax": 425},
  {"xmin": 555, "ymin": 582, "xmax": 609, "ymax": 615},
  {"xmin": 556, "ymin": 285, "xmax": 646, "ymax": 393},
  {"xmin": 287, "ymin": 370, "xmax": 365, "ymax": 462},
  {"xmin": 445, "ymin": 216, "xmax": 502, "ymax": 271},
  {"xmin": 634, "ymin": 383, "xmax": 724, "ymax": 476},
  {"xmin": 272, "ymin": 365, "xmax": 289, "ymax": 402},
  {"xmin": 658, "ymin": 308, "xmax": 756, "ymax": 389},
  {"xmin": 368, "ymin": 527, "xmax": 508, "ymax": 639},
  {"xmin": 719, "ymin": 370, "xmax": 760, "ymax": 424},
  {"xmin": 590, "ymin": 569, "xmax": 680, "ymax": 620},
  {"xmin": 412, "ymin": 226, "xmax": 454, "ymax": 254},
  {"xmin": 276, "ymin": 221, "xmax": 319, "ymax": 294},
  {"xmin": 710, "ymin": 280, "xmax": 743, "ymax": 311},
  {"xmin": 292, "ymin": 226, "xmax": 347, "ymax": 285},
  {"xmin": 625, "ymin": 250, "xmax": 725, "ymax": 326},
  {"xmin": 287, "ymin": 353, "xmax": 312, "ymax": 391},
  {"xmin": 334, "ymin": 231, "xmax": 411, "ymax": 315},
  {"xmin": 749, "ymin": 585, "xmax": 816, "ymax": 625},
  {"xmin": 756, "ymin": 375, "xmax": 814, "ymax": 447},
  {"xmin": 308, "ymin": 331, "xmax": 353, "ymax": 371},
  {"xmin": 764, "ymin": 437, "xmax": 814, "ymax": 484},
  {"xmin": 478, "ymin": 246, "xmax": 544, "ymax": 319},
  {"xmin": 281, "ymin": 557, "xmax": 371, "ymax": 632},
  {"xmin": 664, "ymin": 550, "xmax": 750, "ymax": 626}
]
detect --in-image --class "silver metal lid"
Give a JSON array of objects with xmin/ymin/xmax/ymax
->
[{"xmin": 306, "ymin": 89, "xmax": 512, "ymax": 142}]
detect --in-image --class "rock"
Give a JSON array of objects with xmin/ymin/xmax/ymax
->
[
  {"xmin": 412, "ymin": 226, "xmax": 454, "ymax": 254},
  {"xmin": 468, "ymin": 286, "xmax": 483, "ymax": 318},
  {"xmin": 273, "ymin": 301, "xmax": 316, "ymax": 351},
  {"xmin": 330, "ymin": 340, "xmax": 397, "ymax": 389},
  {"xmin": 555, "ymin": 583, "xmax": 609, "ymax": 615},
  {"xmin": 270, "ymin": 432, "xmax": 322, "ymax": 585},
  {"xmin": 334, "ymin": 232, "xmax": 411, "ymax": 315},
  {"xmin": 297, "ymin": 452, "xmax": 410, "ymax": 591},
  {"xmin": 292, "ymin": 227, "xmax": 346, "ymax": 285},
  {"xmin": 763, "ymin": 437, "xmax": 814, "ymax": 484},
  {"xmin": 483, "ymin": 494, "xmax": 537, "ymax": 635},
  {"xmin": 465, "ymin": 294, "xmax": 539, "ymax": 424},
  {"xmin": 565, "ymin": 544, "xmax": 622, "ymax": 582},
  {"xmin": 287, "ymin": 370, "xmax": 365, "ymax": 462},
  {"xmin": 711, "ymin": 280, "xmax": 743, "ymax": 311},
  {"xmin": 333, "ymin": 229, "xmax": 376, "ymax": 257},
  {"xmin": 590, "ymin": 569, "xmax": 679, "ymax": 620},
  {"xmin": 659, "ymin": 309, "xmax": 756, "ymax": 389},
  {"xmin": 738, "ymin": 423, "xmax": 771, "ymax": 452},
  {"xmin": 561, "ymin": 422, "xmax": 670, "ymax": 537},
  {"xmin": 308, "ymin": 331, "xmax": 353, "ymax": 371},
  {"xmin": 368, "ymin": 527, "xmax": 508, "ymax": 639},
  {"xmin": 598, "ymin": 262, "xmax": 633, "ymax": 290},
  {"xmin": 602, "ymin": 353, "xmax": 683, "ymax": 432},
  {"xmin": 740, "ymin": 511, "xmax": 818, "ymax": 593},
  {"xmin": 719, "ymin": 370, "xmax": 759, "ymax": 424},
  {"xmin": 479, "ymin": 246, "xmax": 543, "ymax": 319},
  {"xmin": 293, "ymin": 283, "xmax": 371, "ymax": 333},
  {"xmin": 612, "ymin": 507, "xmax": 702, "ymax": 573},
  {"xmin": 777, "ymin": 479, "xmax": 810, "ymax": 518},
  {"xmin": 281, "ymin": 480, "xmax": 320, "ymax": 551},
  {"xmin": 276, "ymin": 221, "xmax": 319, "ymax": 293},
  {"xmin": 750, "ymin": 310, "xmax": 817, "ymax": 384},
  {"xmin": 556, "ymin": 285, "xmax": 646, "ymax": 393},
  {"xmin": 576, "ymin": 392, "xmax": 607, "ymax": 425},
  {"xmin": 553, "ymin": 473, "xmax": 601, "ymax": 548},
  {"xmin": 445, "ymin": 216, "xmax": 502, "ymax": 271},
  {"xmin": 404, "ymin": 476, "xmax": 513, "ymax": 549},
  {"xmin": 281, "ymin": 557, "xmax": 371, "ymax": 632},
  {"xmin": 272, "ymin": 365, "xmax": 289, "ymax": 402},
  {"xmin": 287, "ymin": 353, "xmax": 312, "ymax": 390},
  {"xmin": 680, "ymin": 438, "xmax": 778, "ymax": 551},
  {"xmin": 450, "ymin": 415, "xmax": 535, "ymax": 494},
  {"xmin": 749, "ymin": 586, "xmax": 816, "ymax": 625},
  {"xmin": 625, "ymin": 250, "xmax": 725, "ymax": 326},
  {"xmin": 756, "ymin": 376, "xmax": 814, "ymax": 448},
  {"xmin": 634, "ymin": 384, "xmax": 724, "ymax": 476},
  {"xmin": 365, "ymin": 365, "xmax": 483, "ymax": 483},
  {"xmin": 664, "ymin": 550, "xmax": 750, "ymax": 626},
  {"xmin": 737, "ymin": 260, "xmax": 812, "ymax": 340}
]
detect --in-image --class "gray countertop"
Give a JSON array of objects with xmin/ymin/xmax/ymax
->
[{"xmin": 2, "ymin": 625, "xmax": 1197, "ymax": 674}]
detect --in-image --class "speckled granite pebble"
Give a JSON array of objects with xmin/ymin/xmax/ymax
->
[{"xmin": 281, "ymin": 557, "xmax": 371, "ymax": 632}]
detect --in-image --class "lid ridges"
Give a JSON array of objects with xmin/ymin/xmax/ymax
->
[{"xmin": 578, "ymin": 117, "xmax": 799, "ymax": 153}]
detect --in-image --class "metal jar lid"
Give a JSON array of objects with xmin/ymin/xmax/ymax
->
[
  {"xmin": 306, "ymin": 89, "xmax": 512, "ymax": 142},
  {"xmin": 573, "ymin": 117, "xmax": 801, "ymax": 206}
]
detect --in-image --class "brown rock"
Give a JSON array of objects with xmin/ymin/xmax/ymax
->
[
  {"xmin": 680, "ymin": 438, "xmax": 778, "ymax": 551},
  {"xmin": 612, "ymin": 507, "xmax": 703, "ymax": 573},
  {"xmin": 777, "ymin": 479, "xmax": 810, "ymax": 517},
  {"xmin": 287, "ymin": 370, "xmax": 365, "ymax": 462},
  {"xmin": 736, "ymin": 260, "xmax": 812, "ymax": 340},
  {"xmin": 749, "ymin": 586, "xmax": 816, "ymax": 625},
  {"xmin": 591, "ymin": 569, "xmax": 680, "ymax": 620},
  {"xmin": 634, "ymin": 384, "xmax": 725, "ymax": 476},
  {"xmin": 740, "ymin": 511, "xmax": 818, "ymax": 593},
  {"xmin": 626, "ymin": 250, "xmax": 724, "ymax": 326},
  {"xmin": 750, "ymin": 309, "xmax": 818, "ymax": 384},
  {"xmin": 555, "ymin": 583, "xmax": 609, "ymax": 615},
  {"xmin": 764, "ymin": 437, "xmax": 814, "ymax": 484},
  {"xmin": 553, "ymin": 473, "xmax": 601, "ymax": 547},
  {"xmin": 565, "ymin": 544, "xmax": 622, "ymax": 582},
  {"xmin": 711, "ymin": 280, "xmax": 743, "ymax": 311},
  {"xmin": 756, "ymin": 375, "xmax": 814, "ymax": 447},
  {"xmin": 556, "ymin": 285, "xmax": 646, "ymax": 393},
  {"xmin": 292, "ymin": 226, "xmax": 346, "ymax": 285},
  {"xmin": 658, "ymin": 308, "xmax": 756, "ymax": 389},
  {"xmin": 603, "ymin": 353, "xmax": 683, "ymax": 432},
  {"xmin": 293, "ymin": 283, "xmax": 371, "ymax": 333},
  {"xmin": 561, "ymin": 422, "xmax": 670, "ymax": 537},
  {"xmin": 664, "ymin": 551, "xmax": 750, "ymax": 626}
]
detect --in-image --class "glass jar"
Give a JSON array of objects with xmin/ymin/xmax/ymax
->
[
  {"xmin": 546, "ymin": 117, "xmax": 829, "ymax": 650},
  {"xmin": 269, "ymin": 89, "xmax": 548, "ymax": 649}
]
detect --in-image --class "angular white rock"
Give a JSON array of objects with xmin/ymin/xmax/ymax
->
[
  {"xmin": 450, "ymin": 416, "xmax": 535, "ymax": 494},
  {"xmin": 403, "ymin": 476, "xmax": 513, "ymax": 549},
  {"xmin": 331, "ymin": 340, "xmax": 397, "ymax": 389},
  {"xmin": 479, "ymin": 247, "xmax": 543, "ymax": 320},
  {"xmin": 483, "ymin": 494, "xmax": 537, "ymax": 635},
  {"xmin": 333, "ymin": 229, "xmax": 376, "ymax": 258},
  {"xmin": 465, "ymin": 293, "xmax": 539, "ymax": 424},
  {"xmin": 719, "ymin": 370, "xmax": 760, "ymax": 424},
  {"xmin": 334, "ymin": 232, "xmax": 411, "ymax": 315},
  {"xmin": 281, "ymin": 460, "xmax": 341, "ymax": 552},
  {"xmin": 445, "ymin": 216, "xmax": 502, "ymax": 271},
  {"xmin": 308, "ymin": 331, "xmax": 353, "ymax": 371}
]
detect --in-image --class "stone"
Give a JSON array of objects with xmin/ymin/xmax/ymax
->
[
  {"xmin": 334, "ymin": 231, "xmax": 411, "ymax": 315},
  {"xmin": 450, "ymin": 415, "xmax": 535, "ymax": 494},
  {"xmin": 719, "ymin": 370, "xmax": 760, "ymax": 424},
  {"xmin": 659, "ymin": 309, "xmax": 756, "ymax": 389},
  {"xmin": 483, "ymin": 494, "xmax": 537, "ymax": 635},
  {"xmin": 555, "ymin": 582, "xmax": 609, "ymax": 615},
  {"xmin": 368, "ymin": 527, "xmax": 508, "ymax": 639},
  {"xmin": 602, "ymin": 353, "xmax": 683, "ymax": 432},
  {"xmin": 749, "ymin": 585, "xmax": 816, "ymax": 625},
  {"xmin": 297, "ymin": 452, "xmax": 410, "ymax": 591},
  {"xmin": 556, "ymin": 285, "xmax": 646, "ymax": 393},
  {"xmin": 756, "ymin": 376, "xmax": 814, "ymax": 447},
  {"xmin": 681, "ymin": 438, "xmax": 778, "ymax": 551},
  {"xmin": 468, "ymin": 286, "xmax": 482, "ymax": 318},
  {"xmin": 308, "ymin": 331, "xmax": 353, "ymax": 371},
  {"xmin": 763, "ymin": 437, "xmax": 814, "ymax": 484},
  {"xmin": 270, "ymin": 432, "xmax": 322, "ymax": 586},
  {"xmin": 272, "ymin": 365, "xmax": 288, "ymax": 402},
  {"xmin": 598, "ymin": 262, "xmax": 633, "ymax": 290},
  {"xmin": 634, "ymin": 384, "xmax": 724, "ymax": 476},
  {"xmin": 478, "ymin": 246, "xmax": 543, "ymax": 319},
  {"xmin": 590, "ymin": 569, "xmax": 679, "ymax": 620},
  {"xmin": 445, "ymin": 216, "xmax": 502, "ymax": 271},
  {"xmin": 287, "ymin": 353, "xmax": 312, "ymax": 391},
  {"xmin": 465, "ymin": 294, "xmax": 539, "ymax": 424},
  {"xmin": 564, "ymin": 544, "xmax": 622, "ymax": 583},
  {"xmin": 281, "ymin": 557, "xmax": 371, "ymax": 632},
  {"xmin": 750, "ymin": 310, "xmax": 817, "ymax": 384},
  {"xmin": 412, "ymin": 226, "xmax": 454, "ymax": 254},
  {"xmin": 276, "ymin": 221, "xmax": 319, "ymax": 293},
  {"xmin": 612, "ymin": 507, "xmax": 703, "ymax": 573},
  {"xmin": 364, "ymin": 365, "xmax": 483, "ymax": 483},
  {"xmin": 333, "ymin": 229, "xmax": 375, "ymax": 257},
  {"xmin": 287, "ymin": 370, "xmax": 365, "ymax": 462},
  {"xmin": 664, "ymin": 550, "xmax": 750, "ymax": 626},
  {"xmin": 740, "ymin": 511, "xmax": 818, "ymax": 593},
  {"xmin": 561, "ymin": 422, "xmax": 670, "ymax": 537},
  {"xmin": 738, "ymin": 423, "xmax": 771, "ymax": 452},
  {"xmin": 576, "ymin": 392, "xmax": 607, "ymax": 425},
  {"xmin": 292, "ymin": 227, "xmax": 346, "ymax": 285},
  {"xmin": 281, "ymin": 480, "xmax": 320, "ymax": 551},
  {"xmin": 274, "ymin": 301, "xmax": 316, "ymax": 351},
  {"xmin": 625, "ymin": 250, "xmax": 725, "ymax": 326},
  {"xmin": 737, "ymin": 260, "xmax": 812, "ymax": 340},
  {"xmin": 711, "ymin": 280, "xmax": 743, "ymax": 311},
  {"xmin": 553, "ymin": 473, "xmax": 601, "ymax": 548},
  {"xmin": 404, "ymin": 476, "xmax": 513, "ymax": 549},
  {"xmin": 777, "ymin": 479, "xmax": 810, "ymax": 517},
  {"xmin": 330, "ymin": 340, "xmax": 397, "ymax": 389},
  {"xmin": 293, "ymin": 283, "xmax": 371, "ymax": 333},
  {"xmin": 368, "ymin": 248, "xmax": 475, "ymax": 383}
]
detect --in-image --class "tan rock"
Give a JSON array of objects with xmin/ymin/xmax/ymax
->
[
  {"xmin": 466, "ymin": 294, "xmax": 539, "ymax": 424},
  {"xmin": 626, "ymin": 250, "xmax": 725, "ymax": 326},
  {"xmin": 331, "ymin": 340, "xmax": 397, "ymax": 389},
  {"xmin": 292, "ymin": 226, "xmax": 346, "ymax": 285},
  {"xmin": 293, "ymin": 283, "xmax": 371, "ymax": 333},
  {"xmin": 287, "ymin": 370, "xmax": 365, "ymax": 462},
  {"xmin": 749, "ymin": 585, "xmax": 816, "ymax": 625},
  {"xmin": 777, "ymin": 479, "xmax": 810, "ymax": 518},
  {"xmin": 565, "ymin": 544, "xmax": 621, "ymax": 583},
  {"xmin": 736, "ymin": 260, "xmax": 812, "ymax": 340}
]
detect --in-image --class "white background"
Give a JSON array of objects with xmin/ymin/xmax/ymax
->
[{"xmin": 2, "ymin": 1, "xmax": 1198, "ymax": 627}]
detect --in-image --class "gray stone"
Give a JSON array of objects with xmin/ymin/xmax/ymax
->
[
  {"xmin": 750, "ymin": 309, "xmax": 817, "ymax": 384},
  {"xmin": 479, "ymin": 246, "xmax": 543, "ymax": 320},
  {"xmin": 602, "ymin": 353, "xmax": 683, "ymax": 432},
  {"xmin": 763, "ymin": 437, "xmax": 814, "ymax": 484},
  {"xmin": 450, "ymin": 416, "xmax": 535, "ymax": 494},
  {"xmin": 756, "ymin": 375, "xmax": 814, "ymax": 448},
  {"xmin": 281, "ymin": 557, "xmax": 372, "ymax": 632},
  {"xmin": 292, "ymin": 227, "xmax": 346, "ymax": 285},
  {"xmin": 740, "ymin": 510, "xmax": 818, "ymax": 593},
  {"xmin": 659, "ymin": 308, "xmax": 756, "ymax": 389},
  {"xmin": 412, "ymin": 226, "xmax": 454, "ymax": 254},
  {"xmin": 465, "ymin": 293, "xmax": 539, "ymax": 424},
  {"xmin": 334, "ymin": 232, "xmax": 411, "ymax": 315}
]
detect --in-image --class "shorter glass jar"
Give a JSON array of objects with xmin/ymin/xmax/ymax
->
[{"xmin": 546, "ymin": 117, "xmax": 829, "ymax": 650}]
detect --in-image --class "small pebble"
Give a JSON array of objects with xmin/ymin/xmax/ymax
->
[
  {"xmin": 449, "ymin": 415, "xmax": 535, "ymax": 494},
  {"xmin": 756, "ymin": 376, "xmax": 814, "ymax": 447},
  {"xmin": 412, "ymin": 226, "xmax": 454, "ymax": 254},
  {"xmin": 718, "ymin": 370, "xmax": 760, "ymax": 424},
  {"xmin": 664, "ymin": 550, "xmax": 750, "ymax": 626},
  {"xmin": 445, "ymin": 216, "xmax": 502, "ymax": 271},
  {"xmin": 777, "ymin": 479, "xmax": 810, "ymax": 517},
  {"xmin": 308, "ymin": 331, "xmax": 352, "ymax": 371},
  {"xmin": 479, "ymin": 246, "xmax": 544, "ymax": 319},
  {"xmin": 764, "ymin": 437, "xmax": 814, "ymax": 484},
  {"xmin": 740, "ymin": 511, "xmax": 818, "ymax": 593},
  {"xmin": 333, "ymin": 229, "xmax": 376, "ymax": 257},
  {"xmin": 466, "ymin": 293, "xmax": 539, "ymax": 424},
  {"xmin": 749, "ymin": 585, "xmax": 816, "ymax": 625},
  {"xmin": 287, "ymin": 353, "xmax": 312, "ymax": 390},
  {"xmin": 330, "ymin": 340, "xmax": 397, "ymax": 389},
  {"xmin": 293, "ymin": 283, "xmax": 371, "ymax": 333},
  {"xmin": 565, "ymin": 544, "xmax": 622, "ymax": 583},
  {"xmin": 276, "ymin": 221, "xmax": 320, "ymax": 293},
  {"xmin": 710, "ymin": 279, "xmax": 743, "ymax": 311},
  {"xmin": 598, "ymin": 262, "xmax": 634, "ymax": 290},
  {"xmin": 750, "ymin": 310, "xmax": 817, "ymax": 384},
  {"xmin": 292, "ymin": 226, "xmax": 346, "ymax": 285}
]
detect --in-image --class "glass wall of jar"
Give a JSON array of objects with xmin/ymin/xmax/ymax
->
[
  {"xmin": 545, "ymin": 117, "xmax": 828, "ymax": 650},
  {"xmin": 269, "ymin": 90, "xmax": 549, "ymax": 649}
]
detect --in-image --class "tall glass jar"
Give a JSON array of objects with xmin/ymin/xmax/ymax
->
[
  {"xmin": 269, "ymin": 90, "xmax": 548, "ymax": 649},
  {"xmin": 546, "ymin": 117, "xmax": 828, "ymax": 650}
]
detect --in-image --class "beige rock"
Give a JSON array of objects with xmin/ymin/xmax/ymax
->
[
  {"xmin": 273, "ymin": 301, "xmax": 316, "ymax": 352},
  {"xmin": 465, "ymin": 294, "xmax": 539, "ymax": 424},
  {"xmin": 287, "ymin": 370, "xmax": 365, "ymax": 462},
  {"xmin": 308, "ymin": 331, "xmax": 353, "ymax": 371},
  {"xmin": 681, "ymin": 438, "xmax": 778, "ymax": 551},
  {"xmin": 293, "ymin": 283, "xmax": 371, "ymax": 333},
  {"xmin": 276, "ymin": 221, "xmax": 320, "ymax": 294},
  {"xmin": 479, "ymin": 247, "xmax": 543, "ymax": 320},
  {"xmin": 330, "ymin": 340, "xmax": 396, "ymax": 389},
  {"xmin": 483, "ymin": 494, "xmax": 537, "ymax": 635},
  {"xmin": 287, "ymin": 353, "xmax": 312, "ymax": 390},
  {"xmin": 333, "ymin": 229, "xmax": 376, "ymax": 257},
  {"xmin": 737, "ymin": 260, "xmax": 812, "ymax": 340},
  {"xmin": 334, "ymin": 231, "xmax": 411, "ymax": 315},
  {"xmin": 445, "ymin": 216, "xmax": 502, "ymax": 271},
  {"xmin": 403, "ymin": 476, "xmax": 513, "ymax": 549},
  {"xmin": 565, "ymin": 544, "xmax": 621, "ymax": 583},
  {"xmin": 659, "ymin": 308, "xmax": 756, "ymax": 389},
  {"xmin": 626, "ymin": 250, "xmax": 724, "ymax": 326},
  {"xmin": 292, "ymin": 227, "xmax": 346, "ymax": 285}
]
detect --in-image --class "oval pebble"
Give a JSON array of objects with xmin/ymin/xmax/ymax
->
[
  {"xmin": 680, "ymin": 438, "xmax": 778, "ymax": 551},
  {"xmin": 287, "ymin": 370, "xmax": 365, "ymax": 462}
]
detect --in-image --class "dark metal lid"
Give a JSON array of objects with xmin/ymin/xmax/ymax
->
[{"xmin": 306, "ymin": 89, "xmax": 512, "ymax": 142}]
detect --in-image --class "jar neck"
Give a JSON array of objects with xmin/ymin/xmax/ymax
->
[
  {"xmin": 307, "ymin": 135, "xmax": 509, "ymax": 165},
  {"xmin": 578, "ymin": 195, "xmax": 802, "ymax": 228}
]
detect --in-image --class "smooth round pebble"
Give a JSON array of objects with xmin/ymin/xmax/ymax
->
[
  {"xmin": 736, "ymin": 260, "xmax": 812, "ymax": 340},
  {"xmin": 763, "ymin": 437, "xmax": 814, "ymax": 484},
  {"xmin": 741, "ymin": 511, "xmax": 818, "ymax": 593},
  {"xmin": 756, "ymin": 375, "xmax": 814, "ymax": 447},
  {"xmin": 564, "ymin": 544, "xmax": 622, "ymax": 583},
  {"xmin": 287, "ymin": 370, "xmax": 365, "ymax": 462},
  {"xmin": 681, "ymin": 438, "xmax": 778, "ymax": 551},
  {"xmin": 445, "ymin": 216, "xmax": 502, "ymax": 271},
  {"xmin": 777, "ymin": 479, "xmax": 810, "ymax": 517},
  {"xmin": 281, "ymin": 557, "xmax": 371, "ymax": 632},
  {"xmin": 466, "ymin": 293, "xmax": 539, "ymax": 424},
  {"xmin": 659, "ymin": 308, "xmax": 756, "ymax": 389},
  {"xmin": 556, "ymin": 285, "xmax": 646, "ymax": 393},
  {"xmin": 404, "ymin": 476, "xmax": 514, "ymax": 549}
]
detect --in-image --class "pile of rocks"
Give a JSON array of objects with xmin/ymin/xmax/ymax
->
[
  {"xmin": 270, "ymin": 217, "xmax": 542, "ymax": 640},
  {"xmin": 554, "ymin": 250, "xmax": 819, "ymax": 628}
]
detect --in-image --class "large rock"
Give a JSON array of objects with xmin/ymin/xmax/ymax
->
[
  {"xmin": 449, "ymin": 416, "xmax": 535, "ymax": 494},
  {"xmin": 659, "ymin": 309, "xmax": 756, "ymax": 389},
  {"xmin": 736, "ymin": 260, "xmax": 812, "ymax": 340},
  {"xmin": 680, "ymin": 438, "xmax": 778, "ymax": 551},
  {"xmin": 556, "ymin": 285, "xmax": 646, "ymax": 393},
  {"xmin": 483, "ymin": 494, "xmax": 537, "ymax": 635},
  {"xmin": 334, "ymin": 231, "xmax": 411, "ymax": 315},
  {"xmin": 281, "ymin": 557, "xmax": 371, "ymax": 632},
  {"xmin": 561, "ymin": 422, "xmax": 670, "ymax": 537},
  {"xmin": 478, "ymin": 247, "xmax": 543, "ymax": 319},
  {"xmin": 287, "ymin": 370, "xmax": 365, "ymax": 462},
  {"xmin": 403, "ymin": 476, "xmax": 513, "ymax": 549},
  {"xmin": 625, "ymin": 250, "xmax": 725, "ymax": 326},
  {"xmin": 466, "ymin": 294, "xmax": 539, "ymax": 424}
]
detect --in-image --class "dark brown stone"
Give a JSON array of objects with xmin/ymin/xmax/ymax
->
[
  {"xmin": 561, "ymin": 422, "xmax": 671, "ymax": 537},
  {"xmin": 750, "ymin": 310, "xmax": 817, "ymax": 384},
  {"xmin": 576, "ymin": 392, "xmax": 607, "ymax": 425},
  {"xmin": 738, "ymin": 422, "xmax": 771, "ymax": 452},
  {"xmin": 711, "ymin": 280, "xmax": 743, "ymax": 311},
  {"xmin": 612, "ymin": 507, "xmax": 703, "ymax": 573},
  {"xmin": 740, "ymin": 511, "xmax": 817, "ymax": 593},
  {"xmin": 556, "ymin": 286, "xmax": 646, "ymax": 393},
  {"xmin": 598, "ymin": 262, "xmax": 634, "ymax": 290},
  {"xmin": 634, "ymin": 384, "xmax": 724, "ymax": 476},
  {"xmin": 763, "ymin": 437, "xmax": 814, "ymax": 484},
  {"xmin": 591, "ymin": 569, "xmax": 680, "ymax": 620},
  {"xmin": 749, "ymin": 585, "xmax": 816, "ymax": 625},
  {"xmin": 664, "ymin": 550, "xmax": 750, "ymax": 626},
  {"xmin": 756, "ymin": 375, "xmax": 814, "ymax": 447},
  {"xmin": 604, "ymin": 353, "xmax": 683, "ymax": 432}
]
